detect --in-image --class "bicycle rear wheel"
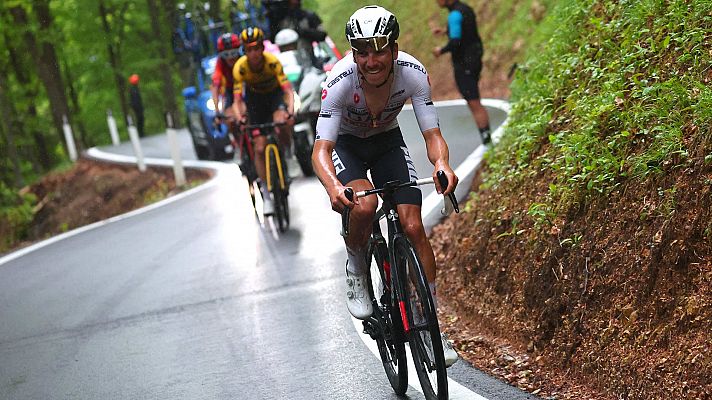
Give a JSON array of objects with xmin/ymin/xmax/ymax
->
[
  {"xmin": 268, "ymin": 149, "xmax": 290, "ymax": 232},
  {"xmin": 394, "ymin": 238, "xmax": 448, "ymax": 400},
  {"xmin": 365, "ymin": 238, "xmax": 407, "ymax": 395}
]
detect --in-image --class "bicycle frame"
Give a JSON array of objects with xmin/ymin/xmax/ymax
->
[{"xmin": 376, "ymin": 193, "xmax": 414, "ymax": 334}]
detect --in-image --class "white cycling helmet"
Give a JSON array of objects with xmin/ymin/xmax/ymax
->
[
  {"xmin": 275, "ymin": 28, "xmax": 299, "ymax": 48},
  {"xmin": 345, "ymin": 5, "xmax": 399, "ymax": 52}
]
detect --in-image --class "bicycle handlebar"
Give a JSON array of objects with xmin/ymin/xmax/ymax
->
[
  {"xmin": 239, "ymin": 121, "xmax": 287, "ymax": 130},
  {"xmin": 340, "ymin": 170, "xmax": 458, "ymax": 238}
]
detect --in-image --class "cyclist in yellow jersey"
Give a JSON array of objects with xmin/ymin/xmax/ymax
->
[{"xmin": 232, "ymin": 27, "xmax": 295, "ymax": 216}]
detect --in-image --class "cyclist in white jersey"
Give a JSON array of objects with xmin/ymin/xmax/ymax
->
[{"xmin": 311, "ymin": 5, "xmax": 459, "ymax": 367}]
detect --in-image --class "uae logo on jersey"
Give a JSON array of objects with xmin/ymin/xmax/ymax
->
[
  {"xmin": 321, "ymin": 89, "xmax": 328, "ymax": 100},
  {"xmin": 354, "ymin": 93, "xmax": 360, "ymax": 104}
]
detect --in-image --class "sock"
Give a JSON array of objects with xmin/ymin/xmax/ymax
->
[
  {"xmin": 346, "ymin": 246, "xmax": 368, "ymax": 275},
  {"xmin": 480, "ymin": 125, "xmax": 491, "ymax": 141},
  {"xmin": 429, "ymin": 281, "xmax": 438, "ymax": 311}
]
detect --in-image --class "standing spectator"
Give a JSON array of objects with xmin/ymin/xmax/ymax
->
[
  {"xmin": 432, "ymin": 0, "xmax": 491, "ymax": 144},
  {"xmin": 128, "ymin": 74, "xmax": 145, "ymax": 138}
]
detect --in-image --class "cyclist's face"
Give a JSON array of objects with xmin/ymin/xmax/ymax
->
[
  {"xmin": 353, "ymin": 43, "xmax": 397, "ymax": 86},
  {"xmin": 245, "ymin": 44, "xmax": 264, "ymax": 68}
]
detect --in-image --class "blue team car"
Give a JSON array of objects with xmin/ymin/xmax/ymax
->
[{"xmin": 181, "ymin": 55, "xmax": 234, "ymax": 161}]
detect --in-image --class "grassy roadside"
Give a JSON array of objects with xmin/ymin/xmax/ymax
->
[
  {"xmin": 432, "ymin": 0, "xmax": 711, "ymax": 398},
  {"xmin": 487, "ymin": 0, "xmax": 712, "ymax": 228}
]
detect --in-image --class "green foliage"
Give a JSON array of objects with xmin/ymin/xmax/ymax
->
[
  {"xmin": 485, "ymin": 0, "xmax": 712, "ymax": 225},
  {"xmin": 0, "ymin": 181, "xmax": 36, "ymax": 252},
  {"xmin": 315, "ymin": 0, "xmax": 444, "ymax": 56},
  {"xmin": 1, "ymin": 0, "xmax": 189, "ymax": 187}
]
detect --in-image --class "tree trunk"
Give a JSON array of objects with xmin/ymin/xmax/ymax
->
[
  {"xmin": 98, "ymin": 0, "xmax": 130, "ymax": 127},
  {"xmin": 5, "ymin": 9, "xmax": 54, "ymax": 171},
  {"xmin": 62, "ymin": 59, "xmax": 90, "ymax": 147},
  {"xmin": 147, "ymin": 0, "xmax": 181, "ymax": 128},
  {"xmin": 0, "ymin": 73, "xmax": 24, "ymax": 187},
  {"xmin": 31, "ymin": 0, "xmax": 79, "ymax": 154}
]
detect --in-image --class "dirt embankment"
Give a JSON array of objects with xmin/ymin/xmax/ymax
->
[
  {"xmin": 8, "ymin": 158, "xmax": 212, "ymax": 252},
  {"xmin": 431, "ymin": 138, "xmax": 712, "ymax": 399}
]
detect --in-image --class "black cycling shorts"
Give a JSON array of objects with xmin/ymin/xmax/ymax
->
[
  {"xmin": 332, "ymin": 128, "xmax": 422, "ymax": 206},
  {"xmin": 453, "ymin": 60, "xmax": 482, "ymax": 100},
  {"xmin": 245, "ymin": 88, "xmax": 286, "ymax": 124}
]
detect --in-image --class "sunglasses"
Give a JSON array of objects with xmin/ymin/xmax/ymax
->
[
  {"xmin": 219, "ymin": 49, "xmax": 240, "ymax": 59},
  {"xmin": 349, "ymin": 35, "xmax": 391, "ymax": 53}
]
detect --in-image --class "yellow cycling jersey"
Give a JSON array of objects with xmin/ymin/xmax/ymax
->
[{"xmin": 232, "ymin": 51, "xmax": 289, "ymax": 95}]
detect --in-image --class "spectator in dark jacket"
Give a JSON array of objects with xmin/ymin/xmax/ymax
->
[
  {"xmin": 433, "ymin": 0, "xmax": 491, "ymax": 144},
  {"xmin": 266, "ymin": 0, "xmax": 327, "ymax": 66},
  {"xmin": 128, "ymin": 74, "xmax": 145, "ymax": 138}
]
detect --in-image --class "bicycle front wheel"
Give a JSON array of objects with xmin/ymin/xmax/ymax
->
[
  {"xmin": 395, "ymin": 238, "xmax": 448, "ymax": 400},
  {"xmin": 366, "ymin": 238, "xmax": 407, "ymax": 395}
]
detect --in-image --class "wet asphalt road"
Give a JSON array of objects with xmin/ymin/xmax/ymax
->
[{"xmin": 0, "ymin": 101, "xmax": 539, "ymax": 400}]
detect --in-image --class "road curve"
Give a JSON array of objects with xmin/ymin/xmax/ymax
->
[{"xmin": 0, "ymin": 100, "xmax": 539, "ymax": 400}]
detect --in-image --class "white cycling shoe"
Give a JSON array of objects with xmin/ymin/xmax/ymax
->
[
  {"xmin": 441, "ymin": 332, "xmax": 459, "ymax": 367},
  {"xmin": 345, "ymin": 269, "xmax": 373, "ymax": 319}
]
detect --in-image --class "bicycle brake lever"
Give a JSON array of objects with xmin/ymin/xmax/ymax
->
[
  {"xmin": 341, "ymin": 188, "xmax": 354, "ymax": 237},
  {"xmin": 436, "ymin": 171, "xmax": 459, "ymax": 214}
]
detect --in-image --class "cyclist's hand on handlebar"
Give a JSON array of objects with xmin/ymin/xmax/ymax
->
[
  {"xmin": 433, "ymin": 166, "xmax": 458, "ymax": 195},
  {"xmin": 328, "ymin": 185, "xmax": 357, "ymax": 213}
]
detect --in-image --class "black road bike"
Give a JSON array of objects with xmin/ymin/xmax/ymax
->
[{"xmin": 341, "ymin": 171, "xmax": 459, "ymax": 400}]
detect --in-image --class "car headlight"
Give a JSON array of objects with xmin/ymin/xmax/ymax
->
[{"xmin": 206, "ymin": 98, "xmax": 221, "ymax": 111}]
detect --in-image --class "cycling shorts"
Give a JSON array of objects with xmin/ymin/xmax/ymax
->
[
  {"xmin": 245, "ymin": 88, "xmax": 286, "ymax": 125},
  {"xmin": 332, "ymin": 128, "xmax": 422, "ymax": 206},
  {"xmin": 453, "ymin": 60, "xmax": 482, "ymax": 100}
]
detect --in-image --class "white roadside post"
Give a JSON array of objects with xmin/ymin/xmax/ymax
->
[
  {"xmin": 62, "ymin": 115, "xmax": 78, "ymax": 162},
  {"xmin": 107, "ymin": 109, "xmax": 120, "ymax": 145},
  {"xmin": 165, "ymin": 112, "xmax": 186, "ymax": 186},
  {"xmin": 127, "ymin": 115, "xmax": 146, "ymax": 172}
]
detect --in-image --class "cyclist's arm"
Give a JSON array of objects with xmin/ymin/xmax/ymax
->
[
  {"xmin": 274, "ymin": 58, "xmax": 295, "ymax": 116},
  {"xmin": 232, "ymin": 61, "xmax": 246, "ymax": 122},
  {"xmin": 423, "ymin": 127, "xmax": 458, "ymax": 195},
  {"xmin": 210, "ymin": 84, "xmax": 221, "ymax": 113},
  {"xmin": 312, "ymin": 139, "xmax": 354, "ymax": 211},
  {"xmin": 281, "ymin": 82, "xmax": 295, "ymax": 116},
  {"xmin": 211, "ymin": 67, "xmax": 223, "ymax": 113},
  {"xmin": 232, "ymin": 90, "xmax": 246, "ymax": 122}
]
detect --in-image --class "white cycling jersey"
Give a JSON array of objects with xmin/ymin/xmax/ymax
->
[{"xmin": 315, "ymin": 51, "xmax": 439, "ymax": 142}]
